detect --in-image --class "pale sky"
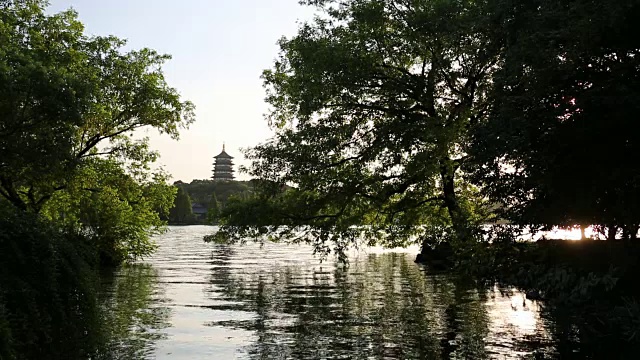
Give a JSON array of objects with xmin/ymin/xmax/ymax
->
[{"xmin": 47, "ymin": 0, "xmax": 316, "ymax": 182}]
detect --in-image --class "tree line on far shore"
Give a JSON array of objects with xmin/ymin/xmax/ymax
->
[{"xmin": 167, "ymin": 180, "xmax": 251, "ymax": 225}]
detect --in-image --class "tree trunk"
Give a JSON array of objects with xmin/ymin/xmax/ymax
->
[
  {"xmin": 0, "ymin": 177, "xmax": 28, "ymax": 212},
  {"xmin": 580, "ymin": 225, "xmax": 586, "ymax": 240},
  {"xmin": 440, "ymin": 163, "xmax": 469, "ymax": 241},
  {"xmin": 607, "ymin": 224, "xmax": 617, "ymax": 240}
]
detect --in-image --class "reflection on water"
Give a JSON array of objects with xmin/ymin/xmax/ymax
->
[
  {"xmin": 96, "ymin": 226, "xmax": 567, "ymax": 359},
  {"xmin": 97, "ymin": 265, "xmax": 171, "ymax": 359}
]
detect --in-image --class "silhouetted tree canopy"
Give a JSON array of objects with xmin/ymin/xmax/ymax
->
[
  {"xmin": 469, "ymin": 0, "xmax": 640, "ymax": 238},
  {"xmin": 214, "ymin": 0, "xmax": 640, "ymax": 252},
  {"xmin": 211, "ymin": 0, "xmax": 503, "ymax": 255}
]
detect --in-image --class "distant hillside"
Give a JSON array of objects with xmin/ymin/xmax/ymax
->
[
  {"xmin": 176, "ymin": 179, "xmax": 251, "ymax": 205},
  {"xmin": 166, "ymin": 179, "xmax": 252, "ymax": 225}
]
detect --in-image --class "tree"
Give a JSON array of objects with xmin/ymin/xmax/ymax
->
[
  {"xmin": 0, "ymin": 0, "xmax": 194, "ymax": 213},
  {"xmin": 207, "ymin": 192, "xmax": 221, "ymax": 224},
  {"xmin": 169, "ymin": 187, "xmax": 192, "ymax": 224},
  {"xmin": 213, "ymin": 0, "xmax": 503, "ymax": 255},
  {"xmin": 469, "ymin": 0, "xmax": 640, "ymax": 238},
  {"xmin": 0, "ymin": 1, "xmax": 193, "ymax": 260},
  {"xmin": 41, "ymin": 157, "xmax": 177, "ymax": 264}
]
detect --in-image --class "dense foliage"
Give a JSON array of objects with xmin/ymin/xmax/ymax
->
[
  {"xmin": 470, "ymin": 0, "xmax": 640, "ymax": 239},
  {"xmin": 213, "ymin": 0, "xmax": 503, "ymax": 255},
  {"xmin": 0, "ymin": 0, "xmax": 193, "ymax": 261},
  {"xmin": 175, "ymin": 179, "xmax": 251, "ymax": 205},
  {"xmin": 0, "ymin": 208, "xmax": 101, "ymax": 359}
]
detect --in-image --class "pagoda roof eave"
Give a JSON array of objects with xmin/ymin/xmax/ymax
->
[{"xmin": 214, "ymin": 150, "xmax": 233, "ymax": 159}]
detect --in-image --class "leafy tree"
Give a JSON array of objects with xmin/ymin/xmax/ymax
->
[
  {"xmin": 0, "ymin": 0, "xmax": 194, "ymax": 214},
  {"xmin": 169, "ymin": 186, "xmax": 192, "ymax": 224},
  {"xmin": 41, "ymin": 157, "xmax": 176, "ymax": 264},
  {"xmin": 469, "ymin": 0, "xmax": 640, "ymax": 238},
  {"xmin": 207, "ymin": 192, "xmax": 221, "ymax": 224},
  {"xmin": 0, "ymin": 1, "xmax": 193, "ymax": 260},
  {"xmin": 213, "ymin": 0, "xmax": 503, "ymax": 255}
]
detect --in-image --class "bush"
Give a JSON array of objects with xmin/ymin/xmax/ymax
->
[{"xmin": 0, "ymin": 208, "xmax": 101, "ymax": 359}]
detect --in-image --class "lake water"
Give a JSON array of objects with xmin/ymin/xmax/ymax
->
[{"xmin": 97, "ymin": 226, "xmax": 577, "ymax": 359}]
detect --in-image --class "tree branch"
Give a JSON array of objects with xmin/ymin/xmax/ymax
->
[
  {"xmin": 75, "ymin": 123, "xmax": 143, "ymax": 159},
  {"xmin": 0, "ymin": 176, "xmax": 27, "ymax": 211}
]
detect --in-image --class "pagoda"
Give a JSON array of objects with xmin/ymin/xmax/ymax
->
[{"xmin": 212, "ymin": 144, "xmax": 234, "ymax": 181}]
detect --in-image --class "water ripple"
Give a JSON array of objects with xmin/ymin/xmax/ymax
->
[{"xmin": 98, "ymin": 225, "xmax": 561, "ymax": 359}]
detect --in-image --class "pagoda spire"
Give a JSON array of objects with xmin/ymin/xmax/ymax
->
[{"xmin": 212, "ymin": 144, "xmax": 234, "ymax": 181}]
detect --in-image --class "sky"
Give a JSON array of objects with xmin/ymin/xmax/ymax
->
[{"xmin": 47, "ymin": 0, "xmax": 316, "ymax": 182}]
